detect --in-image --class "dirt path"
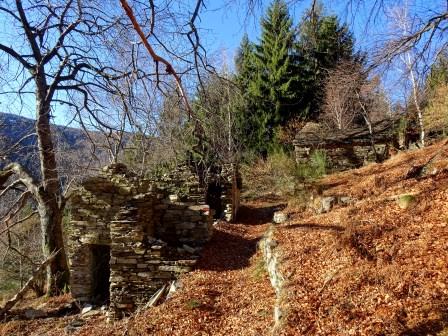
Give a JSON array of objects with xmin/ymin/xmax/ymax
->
[{"xmin": 0, "ymin": 199, "xmax": 283, "ymax": 336}]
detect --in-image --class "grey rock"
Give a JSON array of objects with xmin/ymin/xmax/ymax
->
[
  {"xmin": 274, "ymin": 306, "xmax": 283, "ymax": 323},
  {"xmin": 65, "ymin": 319, "xmax": 86, "ymax": 334},
  {"xmin": 320, "ymin": 196, "xmax": 336, "ymax": 214},
  {"xmin": 24, "ymin": 309, "xmax": 46, "ymax": 319},
  {"xmin": 82, "ymin": 310, "xmax": 101, "ymax": 318},
  {"xmin": 338, "ymin": 196, "xmax": 353, "ymax": 205},
  {"xmin": 273, "ymin": 212, "xmax": 288, "ymax": 224}
]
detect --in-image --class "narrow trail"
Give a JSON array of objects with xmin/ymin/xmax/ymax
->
[{"xmin": 111, "ymin": 200, "xmax": 283, "ymax": 336}]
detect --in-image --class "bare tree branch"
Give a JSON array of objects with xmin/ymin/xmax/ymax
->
[
  {"xmin": 119, "ymin": 0, "xmax": 193, "ymax": 117},
  {"xmin": 0, "ymin": 44, "xmax": 33, "ymax": 70},
  {"xmin": 0, "ymin": 249, "xmax": 61, "ymax": 317}
]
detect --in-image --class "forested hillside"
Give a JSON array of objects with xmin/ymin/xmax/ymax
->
[{"xmin": 0, "ymin": 113, "xmax": 87, "ymax": 173}]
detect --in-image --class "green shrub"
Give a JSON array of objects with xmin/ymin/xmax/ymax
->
[
  {"xmin": 241, "ymin": 147, "xmax": 328, "ymax": 199},
  {"xmin": 296, "ymin": 149, "xmax": 327, "ymax": 181},
  {"xmin": 241, "ymin": 148, "xmax": 298, "ymax": 198},
  {"xmin": 310, "ymin": 149, "xmax": 327, "ymax": 177}
]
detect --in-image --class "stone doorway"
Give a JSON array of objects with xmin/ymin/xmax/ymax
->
[
  {"xmin": 90, "ymin": 244, "xmax": 110, "ymax": 305},
  {"xmin": 206, "ymin": 182, "xmax": 223, "ymax": 219}
]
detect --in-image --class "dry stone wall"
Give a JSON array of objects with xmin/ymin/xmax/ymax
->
[
  {"xmin": 295, "ymin": 144, "xmax": 388, "ymax": 173},
  {"xmin": 108, "ymin": 194, "xmax": 203, "ymax": 319},
  {"xmin": 293, "ymin": 120, "xmax": 398, "ymax": 173},
  {"xmin": 155, "ymin": 163, "xmax": 242, "ymax": 222},
  {"xmin": 69, "ymin": 162, "xmax": 239, "ymax": 319}
]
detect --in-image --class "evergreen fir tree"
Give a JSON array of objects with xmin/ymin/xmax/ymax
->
[
  {"xmin": 236, "ymin": 0, "xmax": 299, "ymax": 154},
  {"xmin": 234, "ymin": 34, "xmax": 261, "ymax": 153},
  {"xmin": 251, "ymin": 0, "xmax": 299, "ymax": 125},
  {"xmin": 296, "ymin": 2, "xmax": 356, "ymax": 120},
  {"xmin": 234, "ymin": 0, "xmax": 357, "ymax": 154}
]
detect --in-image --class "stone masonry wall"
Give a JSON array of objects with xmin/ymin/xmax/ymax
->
[
  {"xmin": 154, "ymin": 163, "xmax": 241, "ymax": 222},
  {"xmin": 69, "ymin": 163, "xmax": 216, "ymax": 318},
  {"xmin": 69, "ymin": 164, "xmax": 140, "ymax": 301},
  {"xmin": 295, "ymin": 144, "xmax": 388, "ymax": 173},
  {"xmin": 108, "ymin": 195, "xmax": 202, "ymax": 319}
]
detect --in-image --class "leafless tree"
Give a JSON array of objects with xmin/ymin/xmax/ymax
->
[
  {"xmin": 0, "ymin": 0, "xmax": 218, "ymax": 298},
  {"xmin": 118, "ymin": 0, "xmax": 216, "ymax": 163},
  {"xmin": 321, "ymin": 62, "xmax": 360, "ymax": 131},
  {"xmin": 0, "ymin": 0, "xmax": 135, "ymax": 295},
  {"xmin": 194, "ymin": 70, "xmax": 243, "ymax": 167},
  {"xmin": 322, "ymin": 59, "xmax": 391, "ymax": 156},
  {"xmin": 386, "ymin": 4, "xmax": 426, "ymax": 146},
  {"xmin": 121, "ymin": 86, "xmax": 192, "ymax": 177},
  {"xmin": 321, "ymin": 60, "xmax": 383, "ymax": 130}
]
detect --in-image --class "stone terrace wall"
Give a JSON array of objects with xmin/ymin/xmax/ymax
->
[{"xmin": 293, "ymin": 120, "xmax": 398, "ymax": 173}]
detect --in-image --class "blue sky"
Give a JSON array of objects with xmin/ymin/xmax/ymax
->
[
  {"xmin": 196, "ymin": 0, "xmax": 379, "ymax": 65},
  {"xmin": 197, "ymin": 0, "xmax": 447, "ymax": 103}
]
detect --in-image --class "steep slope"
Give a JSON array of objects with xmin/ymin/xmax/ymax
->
[
  {"xmin": 274, "ymin": 140, "xmax": 448, "ymax": 335},
  {"xmin": 0, "ymin": 200, "xmax": 281, "ymax": 336}
]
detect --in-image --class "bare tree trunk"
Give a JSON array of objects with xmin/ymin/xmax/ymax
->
[
  {"xmin": 357, "ymin": 91, "xmax": 379, "ymax": 161},
  {"xmin": 407, "ymin": 55, "xmax": 425, "ymax": 147},
  {"xmin": 35, "ymin": 75, "xmax": 69, "ymax": 296},
  {"xmin": 37, "ymin": 200, "xmax": 68, "ymax": 296},
  {"xmin": 389, "ymin": 5, "xmax": 426, "ymax": 147}
]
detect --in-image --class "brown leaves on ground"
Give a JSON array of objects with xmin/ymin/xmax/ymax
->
[{"xmin": 277, "ymin": 140, "xmax": 448, "ymax": 335}]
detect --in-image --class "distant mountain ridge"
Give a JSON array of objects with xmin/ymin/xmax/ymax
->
[{"xmin": 0, "ymin": 112, "xmax": 87, "ymax": 174}]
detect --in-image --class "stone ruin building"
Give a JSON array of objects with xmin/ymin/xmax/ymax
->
[
  {"xmin": 68, "ymin": 163, "xmax": 241, "ymax": 319},
  {"xmin": 293, "ymin": 119, "xmax": 399, "ymax": 172}
]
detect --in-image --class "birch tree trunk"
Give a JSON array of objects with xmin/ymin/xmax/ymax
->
[{"xmin": 407, "ymin": 53, "xmax": 425, "ymax": 147}]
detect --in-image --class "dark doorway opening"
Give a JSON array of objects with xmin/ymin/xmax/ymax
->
[
  {"xmin": 206, "ymin": 182, "xmax": 223, "ymax": 219},
  {"xmin": 91, "ymin": 244, "xmax": 110, "ymax": 305}
]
